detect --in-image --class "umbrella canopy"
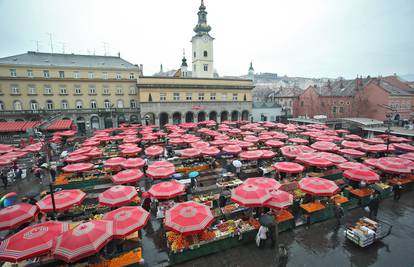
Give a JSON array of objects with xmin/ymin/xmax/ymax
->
[
  {"xmin": 288, "ymin": 138, "xmax": 309, "ymax": 145},
  {"xmin": 144, "ymin": 145, "xmax": 164, "ymax": 157},
  {"xmin": 201, "ymin": 146, "xmax": 220, "ymax": 156},
  {"xmin": 311, "ymin": 141, "xmax": 338, "ymax": 152},
  {"xmin": 343, "ymin": 169, "xmax": 380, "ymax": 183},
  {"xmin": 298, "ymin": 177, "xmax": 340, "ymax": 196},
  {"xmin": 149, "ymin": 160, "xmax": 174, "ymax": 168},
  {"xmin": 280, "ymin": 145, "xmax": 315, "ymax": 159},
  {"xmin": 0, "ymin": 221, "xmax": 69, "ymax": 263},
  {"xmin": 239, "ymin": 150, "xmax": 263, "ymax": 160},
  {"xmin": 180, "ymin": 148, "xmax": 201, "ymax": 158},
  {"xmin": 121, "ymin": 158, "xmax": 145, "ymax": 169},
  {"xmin": 231, "ymin": 183, "xmax": 271, "ymax": 207},
  {"xmin": 259, "ymin": 149, "xmax": 276, "ymax": 159},
  {"xmin": 259, "ymin": 214, "xmax": 276, "ymax": 227},
  {"xmin": 69, "ymin": 147, "xmax": 92, "ymax": 156},
  {"xmin": 169, "ymin": 138, "xmax": 186, "ymax": 145},
  {"xmin": 303, "ymin": 157, "xmax": 334, "ymax": 168},
  {"xmin": 190, "ymin": 141, "xmax": 210, "ymax": 149},
  {"xmin": 317, "ymin": 152, "xmax": 347, "ymax": 164},
  {"xmin": 375, "ymin": 157, "xmax": 413, "ymax": 174},
  {"xmin": 148, "ymin": 180, "xmax": 185, "ymax": 199},
  {"xmin": 0, "ymin": 144, "xmax": 14, "ymax": 154},
  {"xmin": 364, "ymin": 158, "xmax": 379, "ymax": 168},
  {"xmin": 344, "ymin": 134, "xmax": 362, "ymax": 141},
  {"xmin": 337, "ymin": 162, "xmax": 371, "ymax": 171},
  {"xmin": 393, "ymin": 143, "xmax": 414, "ymax": 152},
  {"xmin": 272, "ymin": 162, "xmax": 304, "ymax": 173},
  {"xmin": 61, "ymin": 163, "xmax": 94, "ymax": 173},
  {"xmin": 264, "ymin": 140, "xmax": 285, "ymax": 148},
  {"xmin": 84, "ymin": 148, "xmax": 103, "ymax": 158},
  {"xmin": 111, "ymin": 169, "xmax": 144, "ymax": 184},
  {"xmin": 120, "ymin": 146, "xmax": 142, "ymax": 156},
  {"xmin": 0, "ymin": 158, "xmax": 13, "ymax": 166},
  {"xmin": 36, "ymin": 189, "xmax": 86, "ymax": 212},
  {"xmin": 65, "ymin": 154, "xmax": 90, "ymax": 163},
  {"xmin": 339, "ymin": 149, "xmax": 365, "ymax": 157},
  {"xmin": 102, "ymin": 207, "xmax": 149, "ymax": 238},
  {"xmin": 52, "ymin": 220, "xmax": 113, "ymax": 263},
  {"xmin": 146, "ymin": 166, "xmax": 176, "ymax": 179},
  {"xmin": 244, "ymin": 135, "xmax": 259, "ymax": 143},
  {"xmin": 0, "ymin": 204, "xmax": 38, "ymax": 231},
  {"xmin": 222, "ymin": 145, "xmax": 242, "ymax": 154},
  {"xmin": 244, "ymin": 177, "xmax": 281, "ymax": 189},
  {"xmin": 104, "ymin": 157, "xmax": 127, "ymax": 168},
  {"xmin": 165, "ymin": 201, "xmax": 214, "ymax": 235},
  {"xmin": 98, "ymin": 186, "xmax": 137, "ymax": 207},
  {"xmin": 264, "ymin": 189, "xmax": 293, "ymax": 210},
  {"xmin": 341, "ymin": 141, "xmax": 363, "ymax": 149},
  {"xmin": 399, "ymin": 152, "xmax": 414, "ymax": 161}
]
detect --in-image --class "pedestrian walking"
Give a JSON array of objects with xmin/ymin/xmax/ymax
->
[
  {"xmin": 334, "ymin": 203, "xmax": 344, "ymax": 225},
  {"xmin": 0, "ymin": 171, "xmax": 8, "ymax": 189},
  {"xmin": 269, "ymin": 223, "xmax": 278, "ymax": 248},
  {"xmin": 49, "ymin": 165, "xmax": 57, "ymax": 182},
  {"xmin": 256, "ymin": 225, "xmax": 268, "ymax": 248},
  {"xmin": 393, "ymin": 182, "xmax": 402, "ymax": 200},
  {"xmin": 368, "ymin": 193, "xmax": 380, "ymax": 219},
  {"xmin": 14, "ymin": 168, "xmax": 22, "ymax": 180}
]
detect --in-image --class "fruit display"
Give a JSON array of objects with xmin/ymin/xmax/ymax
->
[
  {"xmin": 90, "ymin": 248, "xmax": 142, "ymax": 267},
  {"xmin": 211, "ymin": 208, "xmax": 222, "ymax": 218},
  {"xmin": 376, "ymin": 182, "xmax": 390, "ymax": 190},
  {"xmin": 247, "ymin": 218, "xmax": 260, "ymax": 229},
  {"xmin": 275, "ymin": 210, "xmax": 294, "ymax": 223},
  {"xmin": 222, "ymin": 203, "xmax": 239, "ymax": 214},
  {"xmin": 167, "ymin": 231, "xmax": 189, "ymax": 252},
  {"xmin": 293, "ymin": 189, "xmax": 306, "ymax": 199},
  {"xmin": 216, "ymin": 179, "xmax": 243, "ymax": 188},
  {"xmin": 199, "ymin": 230, "xmax": 216, "ymax": 241}
]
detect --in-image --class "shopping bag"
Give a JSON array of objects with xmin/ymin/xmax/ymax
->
[
  {"xmin": 255, "ymin": 233, "xmax": 261, "ymax": 247},
  {"xmin": 364, "ymin": 206, "xmax": 370, "ymax": 213}
]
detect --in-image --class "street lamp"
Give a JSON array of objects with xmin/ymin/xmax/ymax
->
[
  {"xmin": 385, "ymin": 113, "xmax": 392, "ymax": 154},
  {"xmin": 42, "ymin": 140, "xmax": 57, "ymax": 218}
]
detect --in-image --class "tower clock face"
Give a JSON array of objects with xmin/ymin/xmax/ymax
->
[{"xmin": 202, "ymin": 35, "xmax": 209, "ymax": 42}]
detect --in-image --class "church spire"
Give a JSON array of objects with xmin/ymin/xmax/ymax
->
[
  {"xmin": 181, "ymin": 49, "xmax": 188, "ymax": 67},
  {"xmin": 193, "ymin": 0, "xmax": 211, "ymax": 35}
]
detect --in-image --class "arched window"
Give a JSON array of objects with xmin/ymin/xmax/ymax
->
[
  {"xmin": 90, "ymin": 100, "xmax": 97, "ymax": 109},
  {"xmin": 30, "ymin": 100, "xmax": 38, "ymax": 111},
  {"xmin": 76, "ymin": 100, "xmax": 83, "ymax": 109},
  {"xmin": 13, "ymin": 100, "xmax": 22, "ymax": 111},
  {"xmin": 46, "ymin": 100, "xmax": 54, "ymax": 110},
  {"xmin": 104, "ymin": 100, "xmax": 111, "ymax": 109},
  {"xmin": 203, "ymin": 50, "xmax": 208, "ymax": 57},
  {"xmin": 117, "ymin": 99, "xmax": 124, "ymax": 108},
  {"xmin": 61, "ymin": 100, "xmax": 69, "ymax": 109},
  {"xmin": 0, "ymin": 101, "xmax": 4, "ymax": 110}
]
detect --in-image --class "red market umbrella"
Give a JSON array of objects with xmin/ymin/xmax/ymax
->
[
  {"xmin": 311, "ymin": 141, "xmax": 338, "ymax": 152},
  {"xmin": 84, "ymin": 148, "xmax": 103, "ymax": 158},
  {"xmin": 62, "ymin": 163, "xmax": 94, "ymax": 173},
  {"xmin": 36, "ymin": 189, "xmax": 86, "ymax": 212},
  {"xmin": 201, "ymin": 146, "xmax": 221, "ymax": 156},
  {"xmin": 337, "ymin": 162, "xmax": 371, "ymax": 171},
  {"xmin": 0, "ymin": 144, "xmax": 14, "ymax": 154},
  {"xmin": 121, "ymin": 158, "xmax": 146, "ymax": 169},
  {"xmin": 57, "ymin": 130, "xmax": 76, "ymax": 137},
  {"xmin": 69, "ymin": 147, "xmax": 92, "ymax": 156},
  {"xmin": 259, "ymin": 149, "xmax": 276, "ymax": 159},
  {"xmin": 120, "ymin": 146, "xmax": 142, "ymax": 156},
  {"xmin": 399, "ymin": 152, "xmax": 414, "ymax": 161},
  {"xmin": 22, "ymin": 143, "xmax": 42, "ymax": 153},
  {"xmin": 2, "ymin": 151, "xmax": 28, "ymax": 159},
  {"xmin": 344, "ymin": 134, "xmax": 362, "ymax": 141},
  {"xmin": 190, "ymin": 141, "xmax": 210, "ymax": 149},
  {"xmin": 239, "ymin": 150, "xmax": 263, "ymax": 160},
  {"xmin": 102, "ymin": 207, "xmax": 149, "ymax": 238},
  {"xmin": 317, "ymin": 152, "xmax": 347, "ymax": 164},
  {"xmin": 298, "ymin": 177, "xmax": 340, "ymax": 196},
  {"xmin": 304, "ymin": 157, "xmax": 334, "ymax": 168},
  {"xmin": 165, "ymin": 201, "xmax": 214, "ymax": 235},
  {"xmin": 364, "ymin": 158, "xmax": 379, "ymax": 168},
  {"xmin": 0, "ymin": 204, "xmax": 38, "ymax": 231},
  {"xmin": 149, "ymin": 160, "xmax": 174, "ymax": 168},
  {"xmin": 273, "ymin": 162, "xmax": 304, "ymax": 173},
  {"xmin": 169, "ymin": 138, "xmax": 186, "ymax": 145},
  {"xmin": 180, "ymin": 148, "xmax": 202, "ymax": 158},
  {"xmin": 341, "ymin": 141, "xmax": 363, "ymax": 149},
  {"xmin": 364, "ymin": 138, "xmax": 385, "ymax": 145},
  {"xmin": 0, "ymin": 158, "xmax": 13, "ymax": 166},
  {"xmin": 339, "ymin": 149, "xmax": 366, "ymax": 157},
  {"xmin": 273, "ymin": 132, "xmax": 289, "ymax": 140},
  {"xmin": 65, "ymin": 154, "xmax": 90, "ymax": 163},
  {"xmin": 288, "ymin": 138, "xmax": 309, "ymax": 145},
  {"xmin": 393, "ymin": 143, "xmax": 414, "ymax": 152},
  {"xmin": 52, "ymin": 220, "xmax": 113, "ymax": 263},
  {"xmin": 231, "ymin": 183, "xmax": 272, "ymax": 207},
  {"xmin": 360, "ymin": 143, "xmax": 387, "ymax": 153},
  {"xmin": 343, "ymin": 169, "xmax": 380, "ymax": 183},
  {"xmin": 111, "ymin": 169, "xmax": 144, "ymax": 184},
  {"xmin": 244, "ymin": 135, "xmax": 259, "ymax": 143},
  {"xmin": 258, "ymin": 135, "xmax": 273, "ymax": 141},
  {"xmin": 264, "ymin": 189, "xmax": 293, "ymax": 210},
  {"xmin": 375, "ymin": 157, "xmax": 413, "ymax": 174},
  {"xmin": 280, "ymin": 145, "xmax": 315, "ymax": 159},
  {"xmin": 264, "ymin": 140, "xmax": 285, "ymax": 148},
  {"xmin": 237, "ymin": 141, "xmax": 254, "ymax": 149},
  {"xmin": 0, "ymin": 221, "xmax": 69, "ymax": 263},
  {"xmin": 145, "ymin": 145, "xmax": 164, "ymax": 157},
  {"xmin": 148, "ymin": 180, "xmax": 185, "ymax": 199},
  {"xmin": 244, "ymin": 177, "xmax": 281, "ymax": 189},
  {"xmin": 222, "ymin": 145, "xmax": 242, "ymax": 155},
  {"xmin": 146, "ymin": 166, "xmax": 175, "ymax": 179},
  {"xmin": 295, "ymin": 152, "xmax": 318, "ymax": 162},
  {"xmin": 104, "ymin": 157, "xmax": 127, "ymax": 168},
  {"xmin": 98, "ymin": 185, "xmax": 138, "ymax": 207},
  {"xmin": 209, "ymin": 139, "xmax": 227, "ymax": 147}
]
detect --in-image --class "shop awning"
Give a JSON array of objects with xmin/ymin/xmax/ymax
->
[
  {"xmin": 0, "ymin": 121, "xmax": 41, "ymax": 133},
  {"xmin": 46, "ymin": 120, "xmax": 73, "ymax": 131}
]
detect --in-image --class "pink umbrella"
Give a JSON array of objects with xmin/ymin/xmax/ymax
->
[
  {"xmin": 69, "ymin": 147, "xmax": 92, "ymax": 156},
  {"xmin": 36, "ymin": 189, "xmax": 86, "ymax": 212},
  {"xmin": 273, "ymin": 162, "xmax": 304, "ymax": 173},
  {"xmin": 288, "ymin": 138, "xmax": 309, "ymax": 145},
  {"xmin": 259, "ymin": 149, "xmax": 276, "ymax": 159},
  {"xmin": 201, "ymin": 146, "xmax": 221, "ymax": 156},
  {"xmin": 295, "ymin": 152, "xmax": 318, "ymax": 163},
  {"xmin": 264, "ymin": 189, "xmax": 293, "ymax": 210},
  {"xmin": 180, "ymin": 148, "xmax": 202, "ymax": 158},
  {"xmin": 62, "ymin": 163, "xmax": 94, "ymax": 173},
  {"xmin": 190, "ymin": 141, "xmax": 210, "ymax": 149},
  {"xmin": 0, "ymin": 221, "xmax": 69, "ymax": 263},
  {"xmin": 148, "ymin": 180, "xmax": 185, "ymax": 199},
  {"xmin": 341, "ymin": 141, "xmax": 363, "ymax": 149},
  {"xmin": 344, "ymin": 134, "xmax": 362, "ymax": 141},
  {"xmin": 104, "ymin": 157, "xmax": 127, "ymax": 168},
  {"xmin": 393, "ymin": 143, "xmax": 414, "ymax": 152},
  {"xmin": 343, "ymin": 169, "xmax": 380, "ymax": 183},
  {"xmin": 337, "ymin": 162, "xmax": 371, "ymax": 171},
  {"xmin": 112, "ymin": 169, "xmax": 144, "ymax": 184},
  {"xmin": 52, "ymin": 220, "xmax": 114, "ymax": 263},
  {"xmin": 65, "ymin": 154, "xmax": 90, "ymax": 163},
  {"xmin": 339, "ymin": 149, "xmax": 366, "ymax": 157},
  {"xmin": 244, "ymin": 135, "xmax": 259, "ymax": 143},
  {"xmin": 280, "ymin": 145, "xmax": 315, "ymax": 159},
  {"xmin": 120, "ymin": 146, "xmax": 142, "ymax": 156},
  {"xmin": 304, "ymin": 157, "xmax": 334, "ymax": 168},
  {"xmin": 273, "ymin": 132, "xmax": 289, "ymax": 140},
  {"xmin": 169, "ymin": 138, "xmax": 186, "ymax": 145},
  {"xmin": 145, "ymin": 145, "xmax": 164, "ymax": 157},
  {"xmin": 375, "ymin": 157, "xmax": 413, "ymax": 174},
  {"xmin": 364, "ymin": 138, "xmax": 385, "ymax": 145},
  {"xmin": 146, "ymin": 166, "xmax": 175, "ymax": 179},
  {"xmin": 399, "ymin": 152, "xmax": 414, "ymax": 161},
  {"xmin": 311, "ymin": 141, "xmax": 339, "ymax": 152},
  {"xmin": 99, "ymin": 185, "xmax": 138, "ymax": 207},
  {"xmin": 0, "ymin": 157, "xmax": 13, "ymax": 166},
  {"xmin": 222, "ymin": 145, "xmax": 242, "ymax": 154},
  {"xmin": 149, "ymin": 160, "xmax": 174, "ymax": 168},
  {"xmin": 364, "ymin": 158, "xmax": 379, "ymax": 168},
  {"xmin": 239, "ymin": 150, "xmax": 263, "ymax": 160},
  {"xmin": 231, "ymin": 183, "xmax": 272, "ymax": 207},
  {"xmin": 84, "ymin": 148, "xmax": 103, "ymax": 158},
  {"xmin": 102, "ymin": 207, "xmax": 149, "ymax": 238},
  {"xmin": 317, "ymin": 152, "xmax": 347, "ymax": 164},
  {"xmin": 209, "ymin": 139, "xmax": 227, "ymax": 147},
  {"xmin": 237, "ymin": 141, "xmax": 254, "ymax": 148},
  {"xmin": 121, "ymin": 158, "xmax": 146, "ymax": 169},
  {"xmin": 0, "ymin": 204, "xmax": 38, "ymax": 231},
  {"xmin": 360, "ymin": 143, "xmax": 387, "ymax": 153},
  {"xmin": 0, "ymin": 144, "xmax": 14, "ymax": 154},
  {"xmin": 298, "ymin": 177, "xmax": 340, "ymax": 196},
  {"xmin": 244, "ymin": 177, "xmax": 281, "ymax": 189},
  {"xmin": 165, "ymin": 201, "xmax": 214, "ymax": 235}
]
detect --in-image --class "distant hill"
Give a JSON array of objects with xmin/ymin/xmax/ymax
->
[{"xmin": 400, "ymin": 74, "xmax": 414, "ymax": 82}]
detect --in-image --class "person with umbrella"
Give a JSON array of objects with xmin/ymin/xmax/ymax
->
[{"xmin": 392, "ymin": 182, "xmax": 403, "ymax": 200}]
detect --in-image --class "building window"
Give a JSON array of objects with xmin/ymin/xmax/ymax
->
[
  {"xmin": 116, "ymin": 73, "xmax": 121, "ymax": 80},
  {"xmin": 346, "ymin": 101, "xmax": 350, "ymax": 105},
  {"xmin": 0, "ymin": 101, "xmax": 4, "ymax": 110},
  {"xmin": 173, "ymin": 92, "xmax": 180, "ymax": 101},
  {"xmin": 194, "ymin": 52, "xmax": 196, "ymax": 58},
  {"xmin": 89, "ymin": 85, "xmax": 96, "ymax": 95},
  {"xmin": 61, "ymin": 100, "xmax": 69, "ymax": 109},
  {"xmin": 203, "ymin": 64, "xmax": 208, "ymax": 71},
  {"xmin": 129, "ymin": 86, "xmax": 136, "ymax": 95},
  {"xmin": 339, "ymin": 106, "xmax": 344, "ymax": 113},
  {"xmin": 129, "ymin": 73, "xmax": 135, "ymax": 79},
  {"xmin": 104, "ymin": 100, "xmax": 111, "ymax": 109},
  {"xmin": 130, "ymin": 100, "xmax": 137, "ymax": 108},
  {"xmin": 301, "ymin": 101, "xmax": 304, "ymax": 107},
  {"xmin": 102, "ymin": 72, "xmax": 108, "ymax": 80},
  {"xmin": 11, "ymin": 85, "xmax": 20, "ymax": 95},
  {"xmin": 103, "ymin": 86, "xmax": 110, "ymax": 95},
  {"xmin": 28, "ymin": 85, "xmax": 36, "ymax": 95},
  {"xmin": 76, "ymin": 100, "xmax": 83, "ymax": 109},
  {"xmin": 88, "ymin": 72, "xmax": 94, "ymax": 79},
  {"xmin": 74, "ymin": 86, "xmax": 81, "ymax": 95},
  {"xmin": 27, "ymin": 69, "xmax": 33, "ymax": 78},
  {"xmin": 44, "ymin": 86, "xmax": 52, "ymax": 95},
  {"xmin": 59, "ymin": 71, "xmax": 65, "ymax": 78},
  {"xmin": 13, "ymin": 101, "xmax": 22, "ymax": 111},
  {"xmin": 46, "ymin": 100, "xmax": 54, "ymax": 110},
  {"xmin": 116, "ymin": 87, "xmax": 123, "ymax": 95},
  {"xmin": 203, "ymin": 51, "xmax": 208, "ymax": 57},
  {"xmin": 43, "ymin": 70, "xmax": 50, "ymax": 78},
  {"xmin": 160, "ymin": 93, "xmax": 166, "ymax": 101},
  {"xmin": 232, "ymin": 93, "xmax": 238, "ymax": 101},
  {"xmin": 10, "ymin": 69, "xmax": 17, "ymax": 77},
  {"xmin": 221, "ymin": 93, "xmax": 227, "ymax": 101},
  {"xmin": 332, "ymin": 106, "xmax": 337, "ymax": 113},
  {"xmin": 59, "ymin": 87, "xmax": 67, "ymax": 95},
  {"xmin": 30, "ymin": 101, "xmax": 38, "ymax": 111},
  {"xmin": 210, "ymin": 93, "xmax": 216, "ymax": 100},
  {"xmin": 198, "ymin": 92, "xmax": 205, "ymax": 101},
  {"xmin": 193, "ymin": 64, "xmax": 196, "ymax": 72},
  {"xmin": 186, "ymin": 93, "xmax": 192, "ymax": 101},
  {"xmin": 90, "ymin": 100, "xmax": 97, "ymax": 109},
  {"xmin": 74, "ymin": 71, "xmax": 80, "ymax": 79},
  {"xmin": 117, "ymin": 99, "xmax": 124, "ymax": 108},
  {"xmin": 321, "ymin": 101, "xmax": 325, "ymax": 107}
]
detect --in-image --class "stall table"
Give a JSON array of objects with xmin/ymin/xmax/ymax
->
[
  {"xmin": 300, "ymin": 202, "xmax": 334, "ymax": 224},
  {"xmin": 275, "ymin": 210, "xmax": 295, "ymax": 232},
  {"xmin": 350, "ymin": 188, "xmax": 373, "ymax": 206}
]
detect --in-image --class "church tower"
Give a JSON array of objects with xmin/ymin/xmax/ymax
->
[
  {"xmin": 191, "ymin": 0, "xmax": 214, "ymax": 78},
  {"xmin": 248, "ymin": 61, "xmax": 254, "ymax": 81},
  {"xmin": 180, "ymin": 50, "xmax": 188, "ymax": 78}
]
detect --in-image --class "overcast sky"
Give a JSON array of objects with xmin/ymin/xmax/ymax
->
[{"xmin": 0, "ymin": 0, "xmax": 413, "ymax": 78}]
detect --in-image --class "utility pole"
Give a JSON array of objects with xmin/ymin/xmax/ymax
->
[
  {"xmin": 47, "ymin": 33, "xmax": 54, "ymax": 53},
  {"xmin": 102, "ymin": 42, "xmax": 108, "ymax": 56},
  {"xmin": 59, "ymin": 42, "xmax": 66, "ymax": 54}
]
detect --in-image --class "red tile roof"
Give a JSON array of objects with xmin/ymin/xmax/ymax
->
[
  {"xmin": 0, "ymin": 121, "xmax": 41, "ymax": 133},
  {"xmin": 46, "ymin": 119, "xmax": 73, "ymax": 131}
]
